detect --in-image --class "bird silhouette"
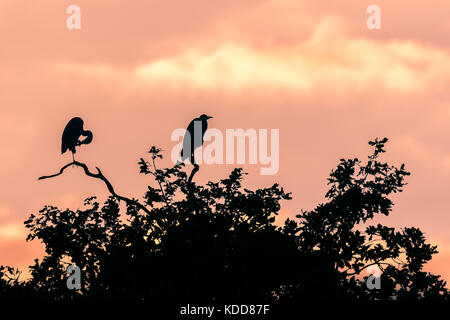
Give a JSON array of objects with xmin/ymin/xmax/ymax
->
[
  {"xmin": 61, "ymin": 117, "xmax": 93, "ymax": 162},
  {"xmin": 181, "ymin": 114, "xmax": 213, "ymax": 164}
]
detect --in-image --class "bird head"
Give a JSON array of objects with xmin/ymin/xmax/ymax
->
[
  {"xmin": 76, "ymin": 130, "xmax": 93, "ymax": 146},
  {"xmin": 199, "ymin": 114, "xmax": 213, "ymax": 121},
  {"xmin": 81, "ymin": 130, "xmax": 93, "ymax": 145},
  {"xmin": 70, "ymin": 117, "xmax": 84, "ymax": 128}
]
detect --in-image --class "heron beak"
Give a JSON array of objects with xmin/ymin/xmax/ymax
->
[{"xmin": 207, "ymin": 116, "xmax": 213, "ymax": 119}]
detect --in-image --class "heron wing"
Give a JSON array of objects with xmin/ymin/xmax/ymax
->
[
  {"xmin": 181, "ymin": 120, "xmax": 196, "ymax": 160},
  {"xmin": 61, "ymin": 118, "xmax": 82, "ymax": 154},
  {"xmin": 201, "ymin": 121, "xmax": 208, "ymax": 143}
]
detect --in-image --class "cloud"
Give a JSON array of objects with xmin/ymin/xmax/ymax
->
[
  {"xmin": 50, "ymin": 17, "xmax": 450, "ymax": 95},
  {"xmin": 0, "ymin": 222, "xmax": 27, "ymax": 240},
  {"xmin": 0, "ymin": 0, "xmax": 450, "ymax": 287}
]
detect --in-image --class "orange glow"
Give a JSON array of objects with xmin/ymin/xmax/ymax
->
[{"xmin": 0, "ymin": 0, "xmax": 449, "ymax": 287}]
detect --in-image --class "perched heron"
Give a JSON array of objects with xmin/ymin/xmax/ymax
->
[
  {"xmin": 61, "ymin": 117, "xmax": 93, "ymax": 162},
  {"xmin": 181, "ymin": 114, "xmax": 213, "ymax": 164}
]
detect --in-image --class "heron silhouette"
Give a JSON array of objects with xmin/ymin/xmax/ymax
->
[
  {"xmin": 181, "ymin": 114, "xmax": 213, "ymax": 165},
  {"xmin": 61, "ymin": 117, "xmax": 93, "ymax": 162}
]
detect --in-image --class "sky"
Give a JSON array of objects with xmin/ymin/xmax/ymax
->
[{"xmin": 0, "ymin": 0, "xmax": 449, "ymax": 284}]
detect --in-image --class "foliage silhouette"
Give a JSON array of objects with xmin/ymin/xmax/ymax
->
[{"xmin": 1, "ymin": 138, "xmax": 449, "ymax": 301}]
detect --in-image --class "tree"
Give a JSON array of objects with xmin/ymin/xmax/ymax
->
[
  {"xmin": 287, "ymin": 138, "xmax": 449, "ymax": 300},
  {"xmin": 1, "ymin": 138, "xmax": 448, "ymax": 301}
]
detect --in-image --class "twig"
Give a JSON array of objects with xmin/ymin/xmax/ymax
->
[
  {"xmin": 151, "ymin": 157, "xmax": 170, "ymax": 206},
  {"xmin": 39, "ymin": 161, "xmax": 152, "ymax": 216},
  {"xmin": 188, "ymin": 164, "xmax": 200, "ymax": 184}
]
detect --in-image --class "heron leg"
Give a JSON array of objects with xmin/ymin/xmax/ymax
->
[{"xmin": 72, "ymin": 152, "xmax": 75, "ymax": 167}]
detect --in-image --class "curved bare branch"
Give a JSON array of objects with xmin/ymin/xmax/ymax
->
[
  {"xmin": 38, "ymin": 161, "xmax": 151, "ymax": 215},
  {"xmin": 188, "ymin": 164, "xmax": 200, "ymax": 184}
]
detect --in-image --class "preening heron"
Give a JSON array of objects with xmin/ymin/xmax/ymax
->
[
  {"xmin": 181, "ymin": 114, "xmax": 213, "ymax": 164},
  {"xmin": 61, "ymin": 117, "xmax": 93, "ymax": 162}
]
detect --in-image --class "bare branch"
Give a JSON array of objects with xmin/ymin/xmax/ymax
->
[
  {"xmin": 39, "ymin": 161, "xmax": 152, "ymax": 216},
  {"xmin": 345, "ymin": 261, "xmax": 393, "ymax": 276},
  {"xmin": 38, "ymin": 162, "xmax": 74, "ymax": 180},
  {"xmin": 188, "ymin": 164, "xmax": 200, "ymax": 184}
]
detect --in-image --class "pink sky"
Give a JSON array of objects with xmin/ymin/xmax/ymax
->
[{"xmin": 0, "ymin": 0, "xmax": 449, "ymax": 284}]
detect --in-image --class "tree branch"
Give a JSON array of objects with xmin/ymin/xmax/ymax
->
[
  {"xmin": 188, "ymin": 164, "xmax": 200, "ymax": 184},
  {"xmin": 151, "ymin": 157, "xmax": 170, "ymax": 207},
  {"xmin": 345, "ymin": 261, "xmax": 393, "ymax": 276},
  {"xmin": 38, "ymin": 161, "xmax": 152, "ymax": 216}
]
